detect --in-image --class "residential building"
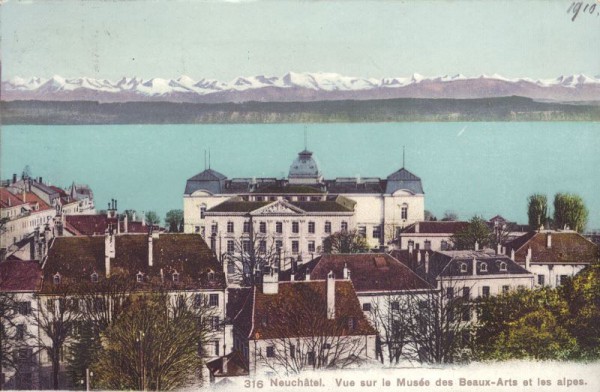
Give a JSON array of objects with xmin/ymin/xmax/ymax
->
[
  {"xmin": 184, "ymin": 149, "xmax": 425, "ymax": 249},
  {"xmin": 396, "ymin": 221, "xmax": 469, "ymax": 251},
  {"xmin": 230, "ymin": 268, "xmax": 377, "ymax": 375},
  {"xmin": 0, "ymin": 260, "xmax": 43, "ymax": 390},
  {"xmin": 505, "ymin": 230, "xmax": 599, "ymax": 287}
]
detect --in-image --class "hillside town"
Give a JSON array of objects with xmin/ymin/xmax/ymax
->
[{"xmin": 1, "ymin": 151, "xmax": 598, "ymax": 390}]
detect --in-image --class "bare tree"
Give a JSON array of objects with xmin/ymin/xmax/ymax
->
[
  {"xmin": 225, "ymin": 230, "xmax": 283, "ymax": 287},
  {"xmin": 91, "ymin": 292, "xmax": 216, "ymax": 390},
  {"xmin": 368, "ymin": 292, "xmax": 413, "ymax": 365},
  {"xmin": 0, "ymin": 292, "xmax": 20, "ymax": 387},
  {"xmin": 323, "ymin": 230, "xmax": 369, "ymax": 254},
  {"xmin": 30, "ymin": 285, "xmax": 81, "ymax": 389}
]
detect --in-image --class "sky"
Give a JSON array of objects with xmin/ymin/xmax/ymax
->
[{"xmin": 1, "ymin": 0, "xmax": 599, "ymax": 81}]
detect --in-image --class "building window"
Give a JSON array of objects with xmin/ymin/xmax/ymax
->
[
  {"xmin": 172, "ymin": 272, "xmax": 180, "ymax": 283},
  {"xmin": 358, "ymin": 226, "xmax": 366, "ymax": 237},
  {"xmin": 537, "ymin": 274, "xmax": 545, "ymax": 286},
  {"xmin": 227, "ymin": 240, "xmax": 235, "ymax": 253},
  {"xmin": 347, "ymin": 317, "xmax": 356, "ymax": 330},
  {"xmin": 16, "ymin": 324, "xmax": 25, "ymax": 340},
  {"xmin": 460, "ymin": 263, "xmax": 468, "ymax": 273},
  {"xmin": 391, "ymin": 301, "xmax": 400, "ymax": 311},
  {"xmin": 408, "ymin": 240, "xmax": 415, "ymax": 249},
  {"xmin": 200, "ymin": 204, "xmax": 206, "ymax": 219},
  {"xmin": 259, "ymin": 222, "xmax": 267, "ymax": 234},
  {"xmin": 275, "ymin": 240, "xmax": 283, "ymax": 252},
  {"xmin": 559, "ymin": 275, "xmax": 568, "ymax": 285},
  {"xmin": 211, "ymin": 316, "xmax": 220, "ymax": 330},
  {"xmin": 292, "ymin": 221, "xmax": 299, "ymax": 233},
  {"xmin": 482, "ymin": 286, "xmax": 490, "ymax": 297},
  {"xmin": 289, "ymin": 344, "xmax": 295, "ymax": 359},
  {"xmin": 307, "ymin": 351, "xmax": 315, "ymax": 366},
  {"xmin": 462, "ymin": 306, "xmax": 471, "ymax": 321},
  {"xmin": 308, "ymin": 240, "xmax": 315, "ymax": 253},
  {"xmin": 446, "ymin": 287, "xmax": 454, "ymax": 299},
  {"xmin": 209, "ymin": 294, "xmax": 219, "ymax": 307},
  {"xmin": 362, "ymin": 303, "xmax": 371, "ymax": 312},
  {"xmin": 502, "ymin": 285, "xmax": 510, "ymax": 294},
  {"xmin": 292, "ymin": 240, "xmax": 299, "ymax": 254},
  {"xmin": 195, "ymin": 226, "xmax": 200, "ymax": 233},
  {"xmin": 242, "ymin": 240, "xmax": 251, "ymax": 252},
  {"xmin": 136, "ymin": 272, "xmax": 144, "ymax": 283},
  {"xmin": 259, "ymin": 240, "xmax": 267, "ymax": 253},
  {"xmin": 53, "ymin": 273, "xmax": 61, "ymax": 285},
  {"xmin": 91, "ymin": 272, "xmax": 99, "ymax": 283},
  {"xmin": 441, "ymin": 240, "xmax": 449, "ymax": 250},
  {"xmin": 214, "ymin": 340, "xmax": 220, "ymax": 357},
  {"xmin": 341, "ymin": 221, "xmax": 348, "ymax": 232},
  {"xmin": 401, "ymin": 204, "xmax": 408, "ymax": 220},
  {"xmin": 373, "ymin": 226, "xmax": 381, "ymax": 239},
  {"xmin": 276, "ymin": 222, "xmax": 283, "ymax": 234},
  {"xmin": 243, "ymin": 221, "xmax": 251, "ymax": 233},
  {"xmin": 308, "ymin": 221, "xmax": 315, "ymax": 234},
  {"xmin": 424, "ymin": 240, "xmax": 431, "ymax": 250},
  {"xmin": 211, "ymin": 223, "xmax": 218, "ymax": 235},
  {"xmin": 227, "ymin": 261, "xmax": 235, "ymax": 274},
  {"xmin": 227, "ymin": 221, "xmax": 234, "ymax": 233},
  {"xmin": 17, "ymin": 302, "xmax": 31, "ymax": 315},
  {"xmin": 462, "ymin": 287, "xmax": 470, "ymax": 300},
  {"xmin": 266, "ymin": 346, "xmax": 275, "ymax": 358},
  {"xmin": 499, "ymin": 262, "xmax": 507, "ymax": 272},
  {"xmin": 324, "ymin": 221, "xmax": 332, "ymax": 233},
  {"xmin": 480, "ymin": 262, "xmax": 488, "ymax": 272}
]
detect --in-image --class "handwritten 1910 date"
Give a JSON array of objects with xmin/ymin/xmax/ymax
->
[{"xmin": 568, "ymin": 1, "xmax": 599, "ymax": 21}]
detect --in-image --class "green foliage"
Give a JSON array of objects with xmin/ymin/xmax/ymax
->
[
  {"xmin": 123, "ymin": 209, "xmax": 137, "ymax": 221},
  {"xmin": 322, "ymin": 229, "xmax": 370, "ymax": 254},
  {"xmin": 68, "ymin": 322, "xmax": 102, "ymax": 389},
  {"xmin": 451, "ymin": 216, "xmax": 492, "ymax": 250},
  {"xmin": 165, "ymin": 209, "xmax": 184, "ymax": 232},
  {"xmin": 91, "ymin": 293, "xmax": 210, "ymax": 390},
  {"xmin": 527, "ymin": 194, "xmax": 547, "ymax": 229},
  {"xmin": 441, "ymin": 211, "xmax": 458, "ymax": 221},
  {"xmin": 553, "ymin": 193, "xmax": 589, "ymax": 232},
  {"xmin": 144, "ymin": 210, "xmax": 160, "ymax": 226}
]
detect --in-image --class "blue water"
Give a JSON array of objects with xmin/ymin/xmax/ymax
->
[{"xmin": 2, "ymin": 123, "xmax": 599, "ymax": 230}]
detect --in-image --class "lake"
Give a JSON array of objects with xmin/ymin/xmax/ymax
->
[{"xmin": 2, "ymin": 122, "xmax": 599, "ymax": 230}]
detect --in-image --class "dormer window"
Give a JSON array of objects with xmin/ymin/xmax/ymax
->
[
  {"xmin": 53, "ymin": 273, "xmax": 61, "ymax": 285},
  {"xmin": 207, "ymin": 271, "xmax": 215, "ymax": 281},
  {"xmin": 172, "ymin": 271, "xmax": 180, "ymax": 283},
  {"xmin": 91, "ymin": 272, "xmax": 99, "ymax": 283},
  {"xmin": 460, "ymin": 263, "xmax": 468, "ymax": 273},
  {"xmin": 136, "ymin": 272, "xmax": 144, "ymax": 283},
  {"xmin": 499, "ymin": 262, "xmax": 507, "ymax": 272},
  {"xmin": 480, "ymin": 263, "xmax": 488, "ymax": 272}
]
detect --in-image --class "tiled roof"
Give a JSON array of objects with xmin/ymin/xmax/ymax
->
[
  {"xmin": 290, "ymin": 201, "xmax": 353, "ymax": 213},
  {"xmin": 207, "ymin": 201, "xmax": 271, "ymax": 213},
  {"xmin": 325, "ymin": 179, "xmax": 385, "ymax": 194},
  {"xmin": 0, "ymin": 260, "xmax": 43, "ymax": 292},
  {"xmin": 11, "ymin": 191, "xmax": 52, "ymax": 211},
  {"xmin": 65, "ymin": 214, "xmax": 156, "ymax": 236},
  {"xmin": 237, "ymin": 281, "xmax": 376, "ymax": 340},
  {"xmin": 507, "ymin": 232, "xmax": 599, "ymax": 264},
  {"xmin": 0, "ymin": 188, "xmax": 25, "ymax": 208},
  {"xmin": 254, "ymin": 184, "xmax": 324, "ymax": 194},
  {"xmin": 401, "ymin": 221, "xmax": 469, "ymax": 234},
  {"xmin": 43, "ymin": 234, "xmax": 225, "ymax": 292},
  {"xmin": 422, "ymin": 251, "xmax": 530, "ymax": 281},
  {"xmin": 207, "ymin": 200, "xmax": 352, "ymax": 214},
  {"xmin": 385, "ymin": 168, "xmax": 424, "ymax": 194},
  {"xmin": 185, "ymin": 169, "xmax": 227, "ymax": 195},
  {"xmin": 226, "ymin": 287, "xmax": 251, "ymax": 320},
  {"xmin": 390, "ymin": 249, "xmax": 435, "ymax": 271},
  {"xmin": 206, "ymin": 351, "xmax": 249, "ymax": 378},
  {"xmin": 301, "ymin": 253, "xmax": 433, "ymax": 292}
]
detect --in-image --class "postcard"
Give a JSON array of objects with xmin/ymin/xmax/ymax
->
[{"xmin": 0, "ymin": 0, "xmax": 599, "ymax": 391}]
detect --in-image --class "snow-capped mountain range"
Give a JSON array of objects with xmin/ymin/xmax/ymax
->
[{"xmin": 3, "ymin": 72, "xmax": 599, "ymax": 103}]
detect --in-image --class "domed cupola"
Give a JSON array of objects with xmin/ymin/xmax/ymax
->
[{"xmin": 288, "ymin": 149, "xmax": 323, "ymax": 184}]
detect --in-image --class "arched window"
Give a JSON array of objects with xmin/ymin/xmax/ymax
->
[
  {"xmin": 53, "ymin": 273, "xmax": 61, "ymax": 285},
  {"xmin": 480, "ymin": 263, "xmax": 488, "ymax": 272},
  {"xmin": 499, "ymin": 262, "xmax": 507, "ymax": 272},
  {"xmin": 460, "ymin": 263, "xmax": 468, "ymax": 273},
  {"xmin": 401, "ymin": 204, "xmax": 408, "ymax": 220},
  {"xmin": 91, "ymin": 272, "xmax": 99, "ymax": 283},
  {"xmin": 341, "ymin": 221, "xmax": 348, "ymax": 232},
  {"xmin": 136, "ymin": 272, "xmax": 144, "ymax": 283},
  {"xmin": 173, "ymin": 271, "xmax": 180, "ymax": 283}
]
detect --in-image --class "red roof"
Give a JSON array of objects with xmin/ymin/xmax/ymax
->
[
  {"xmin": 0, "ymin": 260, "xmax": 43, "ymax": 292},
  {"xmin": 19, "ymin": 192, "xmax": 52, "ymax": 211},
  {"xmin": 65, "ymin": 214, "xmax": 159, "ymax": 236},
  {"xmin": 401, "ymin": 221, "xmax": 469, "ymax": 234},
  {"xmin": 508, "ymin": 231, "xmax": 599, "ymax": 265},
  {"xmin": 0, "ymin": 188, "xmax": 26, "ymax": 208},
  {"xmin": 236, "ymin": 280, "xmax": 376, "ymax": 340},
  {"xmin": 305, "ymin": 253, "xmax": 433, "ymax": 292}
]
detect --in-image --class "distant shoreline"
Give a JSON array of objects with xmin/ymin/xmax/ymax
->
[{"xmin": 2, "ymin": 96, "xmax": 599, "ymax": 125}]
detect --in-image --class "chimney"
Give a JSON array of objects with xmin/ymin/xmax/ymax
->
[
  {"xmin": 160, "ymin": 268, "xmax": 164, "ymax": 283},
  {"xmin": 472, "ymin": 257, "xmax": 477, "ymax": 276},
  {"xmin": 222, "ymin": 258, "xmax": 228, "ymax": 275},
  {"xmin": 424, "ymin": 252, "xmax": 430, "ymax": 274},
  {"xmin": 343, "ymin": 263, "xmax": 350, "ymax": 280},
  {"xmin": 501, "ymin": 246, "xmax": 506, "ymax": 255},
  {"xmin": 474, "ymin": 241, "xmax": 479, "ymax": 251},
  {"xmin": 222, "ymin": 355, "xmax": 228, "ymax": 375},
  {"xmin": 327, "ymin": 270, "xmax": 335, "ymax": 320},
  {"xmin": 525, "ymin": 247, "xmax": 532, "ymax": 270},
  {"xmin": 417, "ymin": 251, "xmax": 422, "ymax": 263},
  {"xmin": 263, "ymin": 266, "xmax": 279, "ymax": 294},
  {"xmin": 22, "ymin": 189, "xmax": 26, "ymax": 203},
  {"xmin": 12, "ymin": 173, "xmax": 16, "ymax": 184},
  {"xmin": 142, "ymin": 213, "xmax": 146, "ymax": 226},
  {"xmin": 148, "ymin": 235, "xmax": 154, "ymax": 267},
  {"xmin": 305, "ymin": 269, "xmax": 311, "ymax": 281},
  {"xmin": 105, "ymin": 231, "xmax": 115, "ymax": 277},
  {"xmin": 546, "ymin": 233, "xmax": 552, "ymax": 249},
  {"xmin": 408, "ymin": 242, "xmax": 413, "ymax": 254},
  {"xmin": 124, "ymin": 214, "xmax": 128, "ymax": 233},
  {"xmin": 510, "ymin": 248, "xmax": 515, "ymax": 261},
  {"xmin": 496, "ymin": 243, "xmax": 501, "ymax": 255},
  {"xmin": 415, "ymin": 223, "xmax": 420, "ymax": 233}
]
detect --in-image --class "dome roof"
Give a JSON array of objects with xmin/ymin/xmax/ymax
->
[{"xmin": 288, "ymin": 150, "xmax": 321, "ymax": 181}]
